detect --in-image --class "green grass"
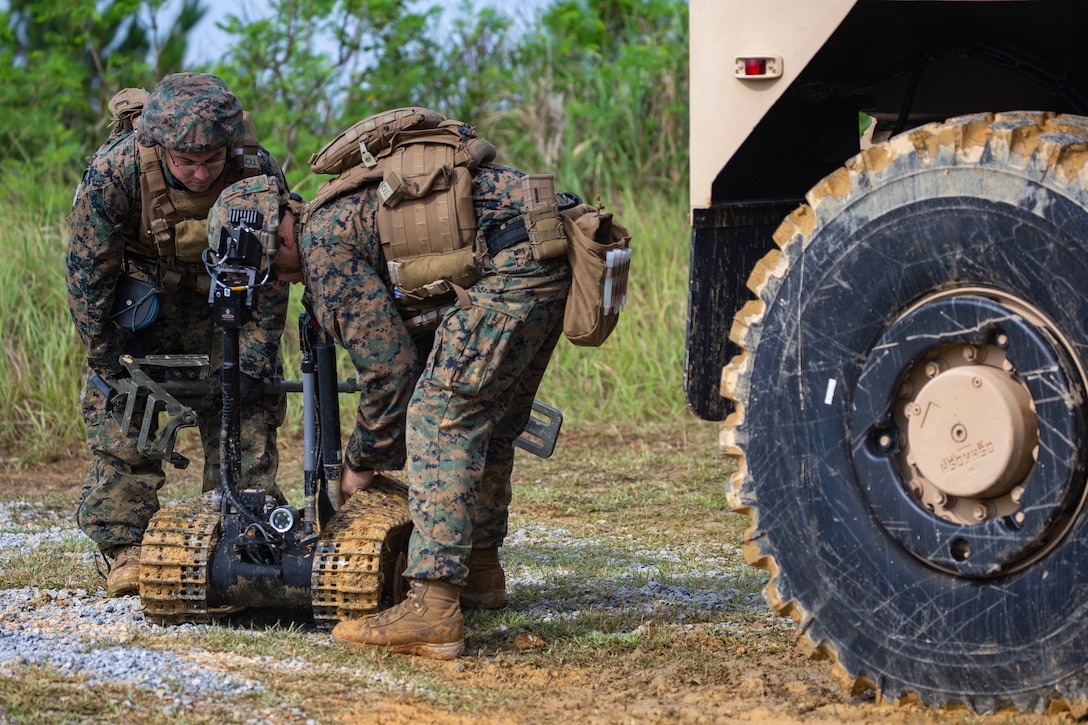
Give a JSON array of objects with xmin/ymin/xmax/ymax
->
[
  {"xmin": 0, "ymin": 544, "xmax": 98, "ymax": 591},
  {"xmin": 0, "ymin": 665, "xmax": 286, "ymax": 725},
  {"xmin": 0, "ymin": 174, "xmax": 86, "ymax": 463}
]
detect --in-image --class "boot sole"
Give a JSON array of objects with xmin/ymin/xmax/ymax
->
[
  {"xmin": 332, "ymin": 632, "xmax": 466, "ymax": 660},
  {"xmin": 460, "ymin": 593, "xmax": 509, "ymax": 610},
  {"xmin": 388, "ymin": 639, "xmax": 465, "ymax": 660}
]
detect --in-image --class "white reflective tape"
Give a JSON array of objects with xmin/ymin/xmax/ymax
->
[{"xmin": 824, "ymin": 378, "xmax": 837, "ymax": 405}]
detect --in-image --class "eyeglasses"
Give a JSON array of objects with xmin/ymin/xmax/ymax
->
[{"xmin": 167, "ymin": 150, "xmax": 227, "ymax": 170}]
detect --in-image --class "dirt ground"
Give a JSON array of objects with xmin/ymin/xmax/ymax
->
[{"xmin": 2, "ymin": 436, "xmax": 1086, "ymax": 725}]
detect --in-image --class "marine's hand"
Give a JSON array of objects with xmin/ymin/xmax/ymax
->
[{"xmin": 340, "ymin": 467, "xmax": 374, "ymax": 504}]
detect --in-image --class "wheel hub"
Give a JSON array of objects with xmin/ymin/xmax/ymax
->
[
  {"xmin": 897, "ymin": 344, "xmax": 1038, "ymax": 523},
  {"xmin": 851, "ymin": 291, "xmax": 1086, "ymax": 576}
]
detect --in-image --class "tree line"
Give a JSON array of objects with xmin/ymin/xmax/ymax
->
[{"xmin": 1, "ymin": 0, "xmax": 689, "ymax": 202}]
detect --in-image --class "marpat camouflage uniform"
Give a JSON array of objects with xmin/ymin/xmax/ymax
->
[
  {"xmin": 300, "ymin": 164, "xmax": 571, "ymax": 585},
  {"xmin": 66, "ymin": 73, "xmax": 290, "ymax": 556}
]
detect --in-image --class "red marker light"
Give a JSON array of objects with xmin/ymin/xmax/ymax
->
[
  {"xmin": 744, "ymin": 58, "xmax": 767, "ymax": 76},
  {"xmin": 734, "ymin": 56, "xmax": 782, "ymax": 79}
]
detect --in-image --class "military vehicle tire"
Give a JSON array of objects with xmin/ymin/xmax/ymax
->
[{"xmin": 723, "ymin": 111, "xmax": 1088, "ymax": 713}]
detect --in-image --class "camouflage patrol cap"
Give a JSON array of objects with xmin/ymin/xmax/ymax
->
[
  {"xmin": 136, "ymin": 73, "xmax": 244, "ymax": 152},
  {"xmin": 207, "ymin": 175, "xmax": 284, "ymax": 258}
]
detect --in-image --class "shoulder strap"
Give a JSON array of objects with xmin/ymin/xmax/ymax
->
[
  {"xmin": 138, "ymin": 143, "xmax": 178, "ymax": 253},
  {"xmin": 309, "ymin": 107, "xmax": 449, "ymax": 175},
  {"xmin": 238, "ymin": 111, "xmax": 261, "ymax": 175},
  {"xmin": 300, "ymin": 163, "xmax": 386, "ymax": 228}
]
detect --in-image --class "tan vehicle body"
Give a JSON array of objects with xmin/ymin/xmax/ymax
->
[{"xmin": 689, "ymin": 0, "xmax": 856, "ymax": 212}]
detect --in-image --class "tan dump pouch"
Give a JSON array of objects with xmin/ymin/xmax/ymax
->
[{"xmin": 560, "ymin": 204, "xmax": 633, "ymax": 347}]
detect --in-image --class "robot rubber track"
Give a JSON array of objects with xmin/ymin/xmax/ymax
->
[{"xmin": 139, "ymin": 475, "xmax": 411, "ymax": 629}]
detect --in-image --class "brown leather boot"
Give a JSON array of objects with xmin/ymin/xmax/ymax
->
[
  {"xmin": 461, "ymin": 547, "xmax": 508, "ymax": 609},
  {"xmin": 332, "ymin": 579, "xmax": 464, "ymax": 659},
  {"xmin": 106, "ymin": 545, "xmax": 141, "ymax": 597}
]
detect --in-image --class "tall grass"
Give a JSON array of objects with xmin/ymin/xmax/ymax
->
[
  {"xmin": 0, "ymin": 164, "xmax": 692, "ymax": 464},
  {"xmin": 0, "ymin": 168, "xmax": 86, "ymax": 463}
]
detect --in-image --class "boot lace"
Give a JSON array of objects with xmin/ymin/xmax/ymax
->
[{"xmin": 368, "ymin": 580, "xmax": 426, "ymax": 624}]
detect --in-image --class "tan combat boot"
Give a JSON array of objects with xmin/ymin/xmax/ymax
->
[
  {"xmin": 332, "ymin": 579, "xmax": 464, "ymax": 660},
  {"xmin": 106, "ymin": 545, "xmax": 141, "ymax": 597},
  {"xmin": 461, "ymin": 547, "xmax": 508, "ymax": 609}
]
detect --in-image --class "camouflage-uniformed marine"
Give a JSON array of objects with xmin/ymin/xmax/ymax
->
[
  {"xmin": 65, "ymin": 73, "xmax": 292, "ymax": 596},
  {"xmin": 300, "ymin": 159, "xmax": 572, "ymax": 659}
]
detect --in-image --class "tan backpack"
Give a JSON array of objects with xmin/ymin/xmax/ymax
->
[
  {"xmin": 107, "ymin": 87, "xmax": 149, "ymax": 135},
  {"xmin": 303, "ymin": 108, "xmax": 497, "ymax": 317},
  {"xmin": 304, "ymin": 107, "xmax": 632, "ymax": 346}
]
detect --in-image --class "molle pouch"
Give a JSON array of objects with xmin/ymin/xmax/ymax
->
[
  {"xmin": 111, "ymin": 274, "xmax": 160, "ymax": 332},
  {"xmin": 376, "ymin": 138, "xmax": 480, "ymax": 298},
  {"xmin": 387, "ymin": 245, "xmax": 479, "ymax": 295},
  {"xmin": 376, "ymin": 142, "xmax": 478, "ymax": 258},
  {"xmin": 174, "ymin": 219, "xmax": 211, "ymax": 262},
  {"xmin": 560, "ymin": 204, "xmax": 633, "ymax": 347},
  {"xmin": 521, "ymin": 175, "xmax": 567, "ymax": 261}
]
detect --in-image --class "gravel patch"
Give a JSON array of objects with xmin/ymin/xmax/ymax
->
[
  {"xmin": 505, "ymin": 523, "xmax": 766, "ymax": 624},
  {"xmin": 0, "ymin": 587, "xmax": 265, "ymax": 696},
  {"xmin": 0, "ymin": 502, "xmax": 80, "ymax": 554}
]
